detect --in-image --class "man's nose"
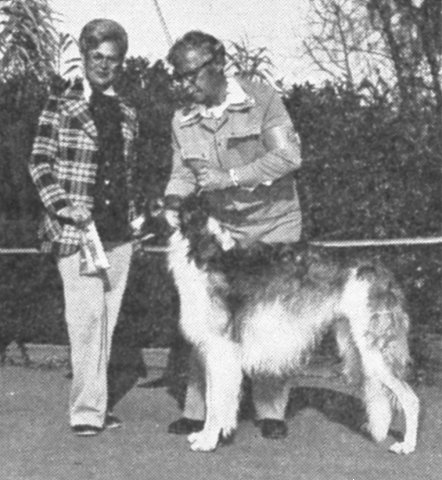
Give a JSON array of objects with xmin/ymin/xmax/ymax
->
[{"xmin": 98, "ymin": 59, "xmax": 111, "ymax": 68}]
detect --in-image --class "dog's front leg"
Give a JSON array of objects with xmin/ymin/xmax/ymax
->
[{"xmin": 188, "ymin": 337, "xmax": 242, "ymax": 452}]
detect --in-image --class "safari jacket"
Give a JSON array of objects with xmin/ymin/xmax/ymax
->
[
  {"xmin": 165, "ymin": 77, "xmax": 302, "ymax": 245},
  {"xmin": 29, "ymin": 83, "xmax": 138, "ymax": 256}
]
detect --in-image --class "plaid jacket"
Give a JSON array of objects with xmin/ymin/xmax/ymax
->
[{"xmin": 29, "ymin": 84, "xmax": 138, "ymax": 256}]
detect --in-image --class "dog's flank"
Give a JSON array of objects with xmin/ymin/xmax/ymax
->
[{"xmin": 166, "ymin": 195, "xmax": 419, "ymax": 454}]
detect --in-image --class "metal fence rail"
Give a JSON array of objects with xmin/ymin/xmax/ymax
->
[
  {"xmin": 0, "ymin": 248, "xmax": 41, "ymax": 254},
  {"xmin": 1, "ymin": 236, "xmax": 442, "ymax": 255}
]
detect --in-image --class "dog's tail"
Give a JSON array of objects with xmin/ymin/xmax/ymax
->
[
  {"xmin": 337, "ymin": 264, "xmax": 419, "ymax": 452},
  {"xmin": 338, "ymin": 264, "xmax": 411, "ymax": 379},
  {"xmin": 363, "ymin": 264, "xmax": 411, "ymax": 379}
]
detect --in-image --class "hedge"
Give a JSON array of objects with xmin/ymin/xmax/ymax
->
[{"xmin": 1, "ymin": 62, "xmax": 441, "ymax": 362}]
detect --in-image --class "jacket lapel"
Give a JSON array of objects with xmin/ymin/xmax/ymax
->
[
  {"xmin": 119, "ymin": 101, "xmax": 137, "ymax": 209},
  {"xmin": 63, "ymin": 89, "xmax": 98, "ymax": 140},
  {"xmin": 120, "ymin": 103, "xmax": 136, "ymax": 146}
]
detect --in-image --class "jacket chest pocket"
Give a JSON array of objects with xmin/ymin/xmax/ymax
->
[{"xmin": 225, "ymin": 123, "xmax": 263, "ymax": 166}]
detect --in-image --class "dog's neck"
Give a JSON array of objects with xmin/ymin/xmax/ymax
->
[{"xmin": 167, "ymin": 230, "xmax": 194, "ymax": 274}]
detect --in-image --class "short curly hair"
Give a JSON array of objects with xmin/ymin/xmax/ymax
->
[
  {"xmin": 167, "ymin": 30, "xmax": 226, "ymax": 67},
  {"xmin": 79, "ymin": 19, "xmax": 128, "ymax": 58}
]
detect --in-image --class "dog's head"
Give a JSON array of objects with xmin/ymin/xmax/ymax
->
[
  {"xmin": 149, "ymin": 194, "xmax": 236, "ymax": 263},
  {"xmin": 178, "ymin": 195, "xmax": 236, "ymax": 265}
]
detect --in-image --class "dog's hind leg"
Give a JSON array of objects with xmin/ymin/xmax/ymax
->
[
  {"xmin": 341, "ymin": 274, "xmax": 419, "ymax": 454},
  {"xmin": 360, "ymin": 350, "xmax": 419, "ymax": 454},
  {"xmin": 363, "ymin": 374, "xmax": 392, "ymax": 443},
  {"xmin": 188, "ymin": 335, "xmax": 242, "ymax": 452},
  {"xmin": 386, "ymin": 380, "xmax": 419, "ymax": 455},
  {"xmin": 374, "ymin": 362, "xmax": 419, "ymax": 455}
]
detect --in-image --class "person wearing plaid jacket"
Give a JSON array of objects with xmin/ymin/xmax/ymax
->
[{"xmin": 29, "ymin": 19, "xmax": 139, "ymax": 437}]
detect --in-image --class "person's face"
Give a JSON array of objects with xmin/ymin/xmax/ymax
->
[
  {"xmin": 174, "ymin": 48, "xmax": 225, "ymax": 106},
  {"xmin": 84, "ymin": 41, "xmax": 122, "ymax": 91}
]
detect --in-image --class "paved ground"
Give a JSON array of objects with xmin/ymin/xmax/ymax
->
[{"xmin": 1, "ymin": 364, "xmax": 442, "ymax": 480}]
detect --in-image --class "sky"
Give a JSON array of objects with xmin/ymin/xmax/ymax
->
[{"xmin": 50, "ymin": 0, "xmax": 322, "ymax": 85}]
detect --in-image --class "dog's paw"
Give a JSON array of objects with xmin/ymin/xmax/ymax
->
[
  {"xmin": 389, "ymin": 441, "xmax": 416, "ymax": 455},
  {"xmin": 188, "ymin": 429, "xmax": 220, "ymax": 452}
]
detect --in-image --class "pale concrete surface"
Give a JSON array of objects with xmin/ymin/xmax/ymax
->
[{"xmin": 1, "ymin": 365, "xmax": 442, "ymax": 480}]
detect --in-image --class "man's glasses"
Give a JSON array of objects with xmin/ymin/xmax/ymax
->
[{"xmin": 173, "ymin": 56, "xmax": 214, "ymax": 84}]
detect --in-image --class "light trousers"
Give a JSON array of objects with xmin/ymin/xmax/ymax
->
[{"xmin": 57, "ymin": 242, "xmax": 132, "ymax": 427}]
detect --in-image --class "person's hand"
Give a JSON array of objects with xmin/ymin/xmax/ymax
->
[
  {"xmin": 57, "ymin": 205, "xmax": 91, "ymax": 227},
  {"xmin": 165, "ymin": 209, "xmax": 180, "ymax": 229},
  {"xmin": 194, "ymin": 162, "xmax": 231, "ymax": 191}
]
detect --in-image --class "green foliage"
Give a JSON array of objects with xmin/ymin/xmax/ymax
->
[
  {"xmin": 226, "ymin": 38, "xmax": 276, "ymax": 84},
  {"xmin": 286, "ymin": 82, "xmax": 442, "ymax": 239},
  {"xmin": 117, "ymin": 58, "xmax": 177, "ymax": 207},
  {"xmin": 0, "ymin": 0, "xmax": 59, "ymax": 82},
  {"xmin": 285, "ymin": 81, "xmax": 442, "ymax": 336},
  {"xmin": 0, "ymin": 75, "xmax": 48, "ymax": 223},
  {"xmin": 55, "ymin": 32, "xmax": 81, "ymax": 79},
  {"xmin": 0, "ymin": 60, "xmax": 441, "ymax": 351}
]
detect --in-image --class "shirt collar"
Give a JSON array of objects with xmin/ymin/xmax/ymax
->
[
  {"xmin": 179, "ymin": 76, "xmax": 255, "ymax": 125},
  {"xmin": 204, "ymin": 76, "xmax": 249, "ymax": 118},
  {"xmin": 83, "ymin": 80, "xmax": 117, "ymax": 102}
]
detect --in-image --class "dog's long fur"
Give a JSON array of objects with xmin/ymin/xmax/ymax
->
[{"xmin": 166, "ymin": 195, "xmax": 419, "ymax": 453}]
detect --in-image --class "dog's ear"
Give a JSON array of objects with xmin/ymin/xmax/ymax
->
[{"xmin": 179, "ymin": 194, "xmax": 210, "ymax": 231}]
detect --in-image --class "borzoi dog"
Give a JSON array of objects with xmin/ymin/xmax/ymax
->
[{"xmin": 162, "ymin": 195, "xmax": 419, "ymax": 454}]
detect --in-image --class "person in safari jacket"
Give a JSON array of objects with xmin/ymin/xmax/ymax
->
[
  {"xmin": 164, "ymin": 30, "xmax": 303, "ymax": 441},
  {"xmin": 28, "ymin": 19, "xmax": 139, "ymax": 436}
]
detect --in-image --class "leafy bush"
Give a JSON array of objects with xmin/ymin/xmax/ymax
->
[
  {"xmin": 0, "ymin": 64, "xmax": 441, "ymax": 354},
  {"xmin": 285, "ymin": 82, "xmax": 442, "ymax": 339}
]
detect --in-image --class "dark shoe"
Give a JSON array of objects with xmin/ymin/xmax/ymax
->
[
  {"xmin": 256, "ymin": 419, "xmax": 288, "ymax": 439},
  {"xmin": 105, "ymin": 413, "xmax": 122, "ymax": 429},
  {"xmin": 72, "ymin": 425, "xmax": 102, "ymax": 437},
  {"xmin": 168, "ymin": 418, "xmax": 204, "ymax": 435}
]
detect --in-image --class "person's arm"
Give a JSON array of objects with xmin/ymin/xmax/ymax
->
[
  {"xmin": 196, "ymin": 87, "xmax": 302, "ymax": 191},
  {"xmin": 29, "ymin": 96, "xmax": 90, "ymax": 224},
  {"xmin": 164, "ymin": 118, "xmax": 198, "ymax": 199},
  {"xmin": 162, "ymin": 119, "xmax": 197, "ymax": 227},
  {"xmin": 232, "ymin": 89, "xmax": 302, "ymax": 189}
]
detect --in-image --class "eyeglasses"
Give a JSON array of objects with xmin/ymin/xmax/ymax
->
[
  {"xmin": 88, "ymin": 52, "xmax": 121, "ymax": 67},
  {"xmin": 173, "ymin": 56, "xmax": 214, "ymax": 84}
]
